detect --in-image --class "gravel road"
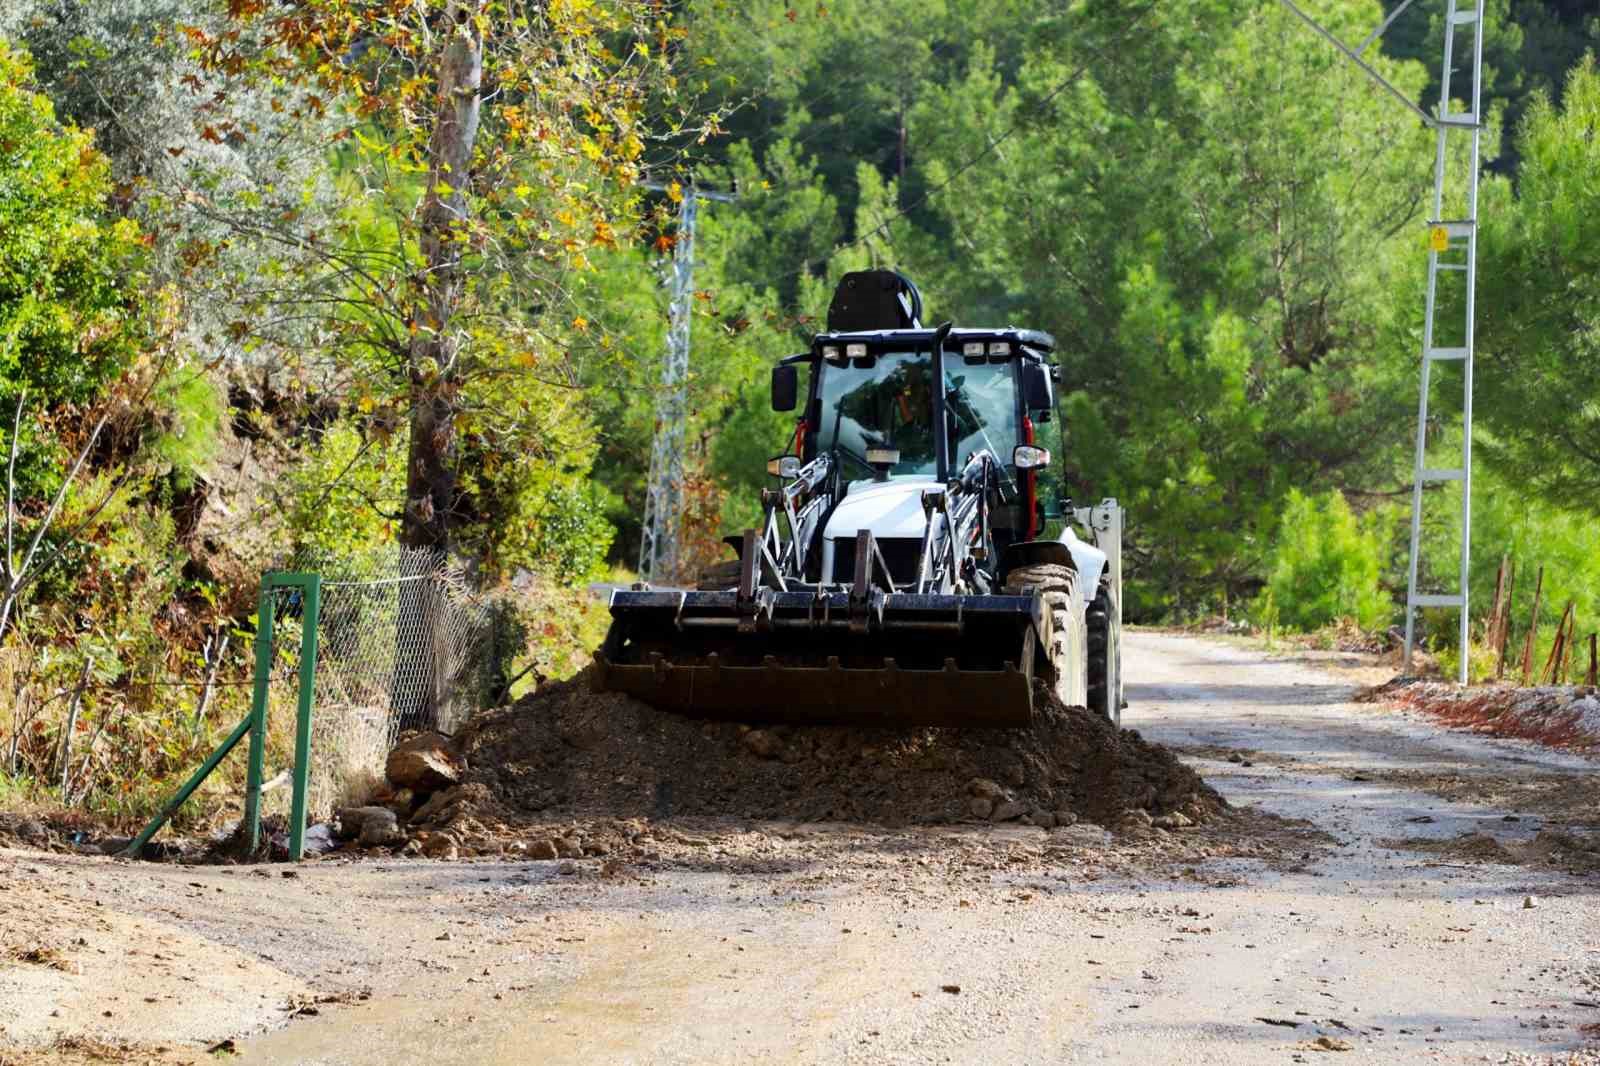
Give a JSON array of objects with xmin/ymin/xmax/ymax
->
[{"xmin": 3, "ymin": 630, "xmax": 1597, "ymax": 1064}]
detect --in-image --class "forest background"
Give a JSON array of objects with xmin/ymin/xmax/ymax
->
[{"xmin": 0, "ymin": 0, "xmax": 1597, "ymax": 822}]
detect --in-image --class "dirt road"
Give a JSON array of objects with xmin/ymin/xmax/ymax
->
[{"xmin": 3, "ymin": 630, "xmax": 1597, "ymax": 1064}]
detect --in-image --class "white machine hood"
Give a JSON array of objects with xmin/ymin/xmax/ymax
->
[{"xmin": 821, "ymin": 478, "xmax": 937, "ymax": 542}]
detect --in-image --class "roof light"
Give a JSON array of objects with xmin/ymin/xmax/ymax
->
[
  {"xmin": 845, "ymin": 343, "xmax": 868, "ymax": 359},
  {"xmin": 988, "ymin": 341, "xmax": 1012, "ymax": 356},
  {"xmin": 865, "ymin": 446, "xmax": 900, "ymax": 467},
  {"xmin": 821, "ymin": 345, "xmax": 843, "ymax": 363},
  {"xmin": 962, "ymin": 341, "xmax": 985, "ymax": 358}
]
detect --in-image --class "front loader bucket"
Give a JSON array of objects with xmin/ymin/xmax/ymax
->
[{"xmin": 592, "ymin": 589, "xmax": 1046, "ymax": 728}]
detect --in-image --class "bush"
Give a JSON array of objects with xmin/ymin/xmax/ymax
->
[{"xmin": 1258, "ymin": 489, "xmax": 1391, "ymax": 632}]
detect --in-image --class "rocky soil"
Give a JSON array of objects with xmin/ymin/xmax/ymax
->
[
  {"xmin": 378, "ymin": 669, "xmax": 1230, "ymax": 862},
  {"xmin": 1363, "ymin": 676, "xmax": 1600, "ymax": 751},
  {"xmin": 5, "ymin": 630, "xmax": 1598, "ymax": 1066}
]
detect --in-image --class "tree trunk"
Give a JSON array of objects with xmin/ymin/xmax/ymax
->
[
  {"xmin": 394, "ymin": 11, "xmax": 483, "ymax": 729},
  {"xmin": 400, "ymin": 7, "xmax": 483, "ymax": 553}
]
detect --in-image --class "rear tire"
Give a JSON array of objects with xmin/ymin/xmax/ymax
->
[
  {"xmin": 1003, "ymin": 563, "xmax": 1085, "ymax": 709},
  {"xmin": 1086, "ymin": 576, "xmax": 1119, "ymax": 726}
]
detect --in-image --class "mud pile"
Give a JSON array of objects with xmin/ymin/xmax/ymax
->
[{"xmin": 418, "ymin": 669, "xmax": 1222, "ymax": 837}]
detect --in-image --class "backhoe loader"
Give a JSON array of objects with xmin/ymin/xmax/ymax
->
[{"xmin": 594, "ymin": 270, "xmax": 1124, "ymax": 728}]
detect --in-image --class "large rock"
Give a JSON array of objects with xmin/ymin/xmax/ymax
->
[
  {"xmin": 742, "ymin": 729, "xmax": 783, "ymax": 759},
  {"xmin": 338, "ymin": 806, "xmax": 405, "ymax": 847},
  {"xmin": 386, "ymin": 732, "xmax": 463, "ymax": 794},
  {"xmin": 967, "ymin": 778, "xmax": 1007, "ymax": 801},
  {"xmin": 358, "ymin": 808, "xmax": 405, "ymax": 847},
  {"xmin": 991, "ymin": 800, "xmax": 1028, "ymax": 822},
  {"xmin": 336, "ymin": 806, "xmax": 393, "ymax": 841}
]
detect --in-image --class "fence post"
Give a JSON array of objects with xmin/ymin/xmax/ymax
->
[
  {"xmin": 1496, "ymin": 557, "xmax": 1516, "ymax": 680},
  {"xmin": 1519, "ymin": 566, "xmax": 1544, "ymax": 685},
  {"xmin": 243, "ymin": 580, "xmax": 276, "ymax": 854},
  {"xmin": 288, "ymin": 574, "xmax": 322, "ymax": 862}
]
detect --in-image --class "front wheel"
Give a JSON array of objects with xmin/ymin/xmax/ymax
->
[{"xmin": 1003, "ymin": 563, "xmax": 1086, "ymax": 709}]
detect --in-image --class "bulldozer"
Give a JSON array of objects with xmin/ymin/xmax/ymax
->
[{"xmin": 593, "ymin": 269, "xmax": 1124, "ymax": 728}]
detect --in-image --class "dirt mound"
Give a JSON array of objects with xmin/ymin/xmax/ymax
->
[
  {"xmin": 1380, "ymin": 827, "xmax": 1600, "ymax": 875},
  {"xmin": 424, "ymin": 668, "xmax": 1222, "ymax": 836}
]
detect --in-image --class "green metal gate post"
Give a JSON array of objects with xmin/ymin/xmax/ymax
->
[
  {"xmin": 286, "ymin": 574, "xmax": 321, "ymax": 860},
  {"xmin": 125, "ymin": 569, "xmax": 325, "ymax": 862},
  {"xmin": 242, "ymin": 581, "xmax": 276, "ymax": 854}
]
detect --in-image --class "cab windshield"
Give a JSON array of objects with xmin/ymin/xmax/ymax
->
[{"xmin": 814, "ymin": 350, "xmax": 1020, "ymax": 480}]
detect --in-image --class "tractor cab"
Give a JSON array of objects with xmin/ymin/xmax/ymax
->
[{"xmin": 770, "ymin": 271, "xmax": 1060, "ymax": 586}]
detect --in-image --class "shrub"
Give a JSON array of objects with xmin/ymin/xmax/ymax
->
[{"xmin": 1259, "ymin": 489, "xmax": 1391, "ymax": 632}]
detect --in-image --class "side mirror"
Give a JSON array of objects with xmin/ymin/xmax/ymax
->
[
  {"xmin": 767, "ymin": 454, "xmax": 802, "ymax": 478},
  {"xmin": 771, "ymin": 364, "xmax": 798, "ymax": 412},
  {"xmin": 1021, "ymin": 362, "xmax": 1052, "ymax": 411},
  {"xmin": 1013, "ymin": 444, "xmax": 1051, "ymax": 470}
]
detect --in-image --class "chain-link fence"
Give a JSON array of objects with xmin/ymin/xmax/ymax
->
[{"xmin": 259, "ymin": 547, "xmax": 499, "ymax": 820}]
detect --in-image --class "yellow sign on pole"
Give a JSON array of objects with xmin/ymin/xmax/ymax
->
[{"xmin": 1429, "ymin": 226, "xmax": 1450, "ymax": 253}]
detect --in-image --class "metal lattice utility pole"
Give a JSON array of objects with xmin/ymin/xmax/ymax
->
[
  {"xmin": 638, "ymin": 185, "xmax": 735, "ymax": 585},
  {"xmin": 1402, "ymin": 0, "xmax": 1485, "ymax": 683},
  {"xmin": 1279, "ymin": 0, "xmax": 1485, "ymax": 683}
]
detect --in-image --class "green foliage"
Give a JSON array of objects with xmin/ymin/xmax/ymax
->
[
  {"xmin": 502, "ymin": 481, "xmax": 617, "ymax": 586},
  {"xmin": 1418, "ymin": 461, "xmax": 1600, "ymax": 681},
  {"xmin": 0, "ymin": 39, "xmax": 145, "ymax": 409},
  {"xmin": 1476, "ymin": 59, "xmax": 1600, "ymax": 509},
  {"xmin": 284, "ymin": 423, "xmax": 404, "ymax": 559},
  {"xmin": 482, "ymin": 572, "xmax": 623, "ymax": 694},
  {"xmin": 1259, "ymin": 490, "xmax": 1391, "ymax": 633},
  {"xmin": 147, "ymin": 370, "xmax": 223, "ymax": 490}
]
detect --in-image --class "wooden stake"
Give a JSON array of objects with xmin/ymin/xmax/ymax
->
[
  {"xmin": 1539, "ymin": 600, "xmax": 1574, "ymax": 686},
  {"xmin": 1568, "ymin": 611, "xmax": 1580, "ymax": 685},
  {"xmin": 1488, "ymin": 555, "xmax": 1507, "ymax": 653},
  {"xmin": 1520, "ymin": 565, "xmax": 1544, "ymax": 685},
  {"xmin": 1587, "ymin": 633, "xmax": 1597, "ymax": 688},
  {"xmin": 1497, "ymin": 557, "xmax": 1516, "ymax": 680}
]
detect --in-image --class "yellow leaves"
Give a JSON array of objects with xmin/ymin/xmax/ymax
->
[
  {"xmin": 580, "ymin": 137, "xmax": 603, "ymax": 162},
  {"xmin": 571, "ymin": 316, "xmax": 589, "ymax": 332},
  {"xmin": 666, "ymin": 181, "xmax": 683, "ymax": 204}
]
